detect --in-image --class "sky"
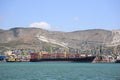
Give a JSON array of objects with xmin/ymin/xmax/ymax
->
[{"xmin": 0, "ymin": 0, "xmax": 120, "ymax": 32}]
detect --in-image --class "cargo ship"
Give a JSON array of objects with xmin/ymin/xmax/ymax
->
[{"xmin": 30, "ymin": 52, "xmax": 95, "ymax": 62}]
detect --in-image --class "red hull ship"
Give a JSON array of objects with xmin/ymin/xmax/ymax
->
[{"xmin": 30, "ymin": 53, "xmax": 95, "ymax": 62}]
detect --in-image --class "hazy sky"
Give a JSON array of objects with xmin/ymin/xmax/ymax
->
[{"xmin": 0, "ymin": 0, "xmax": 120, "ymax": 32}]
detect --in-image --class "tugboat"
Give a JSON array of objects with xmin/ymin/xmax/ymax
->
[{"xmin": 115, "ymin": 54, "xmax": 120, "ymax": 63}]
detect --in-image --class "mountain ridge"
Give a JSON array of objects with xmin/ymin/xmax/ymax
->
[{"xmin": 0, "ymin": 27, "xmax": 120, "ymax": 52}]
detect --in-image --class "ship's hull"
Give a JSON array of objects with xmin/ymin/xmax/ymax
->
[
  {"xmin": 30, "ymin": 56, "xmax": 95, "ymax": 62},
  {"xmin": 115, "ymin": 60, "xmax": 120, "ymax": 63}
]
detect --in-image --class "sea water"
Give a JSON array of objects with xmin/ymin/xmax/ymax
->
[{"xmin": 0, "ymin": 62, "xmax": 120, "ymax": 80}]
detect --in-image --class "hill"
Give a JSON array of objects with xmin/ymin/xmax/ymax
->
[{"xmin": 0, "ymin": 27, "xmax": 120, "ymax": 53}]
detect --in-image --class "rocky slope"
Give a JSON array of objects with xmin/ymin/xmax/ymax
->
[{"xmin": 0, "ymin": 27, "xmax": 119, "ymax": 53}]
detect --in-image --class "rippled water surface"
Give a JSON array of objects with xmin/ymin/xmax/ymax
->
[{"xmin": 0, "ymin": 62, "xmax": 120, "ymax": 80}]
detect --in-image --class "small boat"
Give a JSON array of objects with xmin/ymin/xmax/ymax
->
[
  {"xmin": 115, "ymin": 55, "xmax": 120, "ymax": 63},
  {"xmin": 0, "ymin": 56, "xmax": 7, "ymax": 62},
  {"xmin": 115, "ymin": 60, "xmax": 120, "ymax": 63}
]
